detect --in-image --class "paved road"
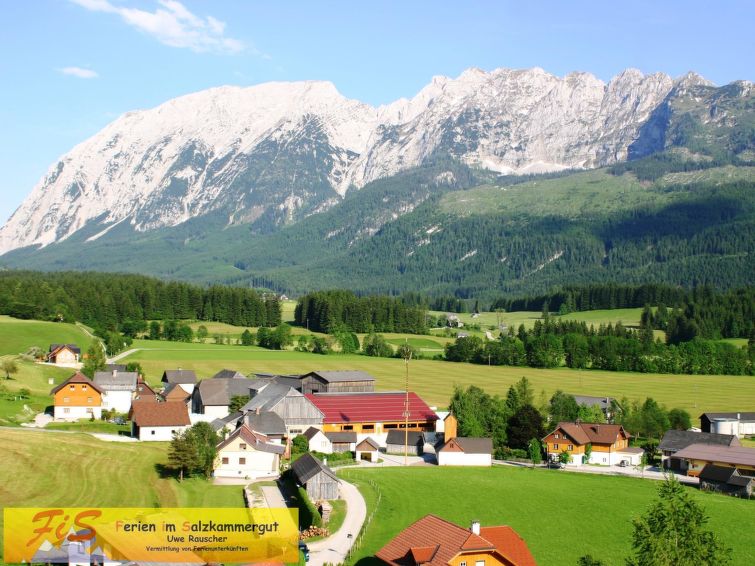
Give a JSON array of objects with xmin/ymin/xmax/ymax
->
[
  {"xmin": 261, "ymin": 485, "xmax": 287, "ymax": 508},
  {"xmin": 307, "ymin": 479, "xmax": 366, "ymax": 566}
]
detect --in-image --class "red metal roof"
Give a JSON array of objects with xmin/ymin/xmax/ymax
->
[{"xmin": 305, "ymin": 392, "xmax": 437, "ymax": 424}]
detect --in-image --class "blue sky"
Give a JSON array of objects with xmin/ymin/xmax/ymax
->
[{"xmin": 1, "ymin": 0, "xmax": 754, "ymax": 223}]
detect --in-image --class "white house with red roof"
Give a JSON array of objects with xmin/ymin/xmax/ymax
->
[
  {"xmin": 305, "ymin": 391, "xmax": 437, "ymax": 447},
  {"xmin": 130, "ymin": 401, "xmax": 191, "ymax": 441}
]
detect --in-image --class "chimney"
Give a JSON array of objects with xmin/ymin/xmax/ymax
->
[
  {"xmin": 470, "ymin": 521, "xmax": 480, "ymax": 536},
  {"xmin": 256, "ymin": 407, "xmax": 261, "ymax": 415}
]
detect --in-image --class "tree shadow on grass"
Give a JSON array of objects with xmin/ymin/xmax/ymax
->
[{"xmin": 154, "ymin": 463, "xmax": 175, "ymax": 479}]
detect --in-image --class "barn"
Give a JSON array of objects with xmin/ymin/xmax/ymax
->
[
  {"xmin": 291, "ymin": 453, "xmax": 340, "ymax": 501},
  {"xmin": 385, "ymin": 430, "xmax": 425, "ymax": 455}
]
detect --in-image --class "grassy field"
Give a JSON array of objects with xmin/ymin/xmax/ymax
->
[
  {"xmin": 120, "ymin": 339, "xmax": 755, "ymax": 413},
  {"xmin": 0, "ymin": 315, "xmax": 93, "ymax": 356},
  {"xmin": 0, "ymin": 360, "xmax": 73, "ymax": 425},
  {"xmin": 0, "ymin": 429, "xmax": 245, "ymax": 555},
  {"xmin": 341, "ymin": 467, "xmax": 755, "ymax": 566}
]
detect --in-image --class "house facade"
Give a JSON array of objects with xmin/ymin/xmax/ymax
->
[
  {"xmin": 93, "ymin": 369, "xmax": 138, "ymax": 413},
  {"xmin": 437, "ymin": 437, "xmax": 493, "ymax": 466},
  {"xmin": 376, "ymin": 515, "xmax": 536, "ymax": 566},
  {"xmin": 305, "ymin": 391, "xmax": 438, "ymax": 447},
  {"xmin": 543, "ymin": 422, "xmax": 642, "ymax": 466},
  {"xmin": 304, "ymin": 427, "xmax": 332, "ymax": 454},
  {"xmin": 51, "ymin": 372, "xmax": 102, "ymax": 420},
  {"xmin": 46, "ymin": 344, "xmax": 81, "ymax": 365},
  {"xmin": 130, "ymin": 401, "xmax": 191, "ymax": 441},
  {"xmin": 214, "ymin": 425, "xmax": 284, "ymax": 479}
]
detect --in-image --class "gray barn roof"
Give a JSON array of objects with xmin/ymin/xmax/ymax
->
[
  {"xmin": 659, "ymin": 430, "xmax": 739, "ymax": 453},
  {"xmin": 196, "ymin": 377, "xmax": 253, "ymax": 406},
  {"xmin": 162, "ymin": 369, "xmax": 197, "ymax": 384},
  {"xmin": 571, "ymin": 395, "xmax": 615, "ymax": 410},
  {"xmin": 244, "ymin": 411, "xmax": 287, "ymax": 437},
  {"xmin": 212, "ymin": 369, "xmax": 247, "ymax": 380},
  {"xmin": 444, "ymin": 437, "xmax": 493, "ymax": 454},
  {"xmin": 306, "ymin": 370, "xmax": 376, "ymax": 383},
  {"xmin": 93, "ymin": 370, "xmax": 138, "ymax": 391},
  {"xmin": 700, "ymin": 412, "xmax": 755, "ymax": 423},
  {"xmin": 386, "ymin": 430, "xmax": 425, "ymax": 445},
  {"xmin": 241, "ymin": 383, "xmax": 293, "ymax": 412},
  {"xmin": 291, "ymin": 453, "xmax": 338, "ymax": 484},
  {"xmin": 325, "ymin": 431, "xmax": 357, "ymax": 443}
]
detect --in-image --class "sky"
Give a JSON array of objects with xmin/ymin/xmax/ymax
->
[{"xmin": 1, "ymin": 0, "xmax": 754, "ymax": 224}]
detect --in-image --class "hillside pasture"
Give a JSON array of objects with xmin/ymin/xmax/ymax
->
[
  {"xmin": 0, "ymin": 315, "xmax": 93, "ymax": 356},
  {"xmin": 341, "ymin": 466, "xmax": 755, "ymax": 566},
  {"xmin": 121, "ymin": 340, "xmax": 755, "ymax": 413}
]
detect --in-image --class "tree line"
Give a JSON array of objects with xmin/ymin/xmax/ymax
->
[
  {"xmin": 0, "ymin": 270, "xmax": 281, "ymax": 331},
  {"xmin": 294, "ymin": 290, "xmax": 427, "ymax": 334}
]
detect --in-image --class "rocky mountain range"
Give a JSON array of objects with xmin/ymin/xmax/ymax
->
[{"xmin": 1, "ymin": 66, "xmax": 735, "ymax": 255}]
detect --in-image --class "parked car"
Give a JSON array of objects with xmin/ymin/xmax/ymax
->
[
  {"xmin": 618, "ymin": 459, "xmax": 629, "ymax": 467},
  {"xmin": 299, "ymin": 542, "xmax": 310, "ymax": 562}
]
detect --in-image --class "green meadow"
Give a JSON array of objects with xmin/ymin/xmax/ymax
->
[
  {"xmin": 0, "ymin": 315, "xmax": 93, "ymax": 356},
  {"xmin": 341, "ymin": 466, "xmax": 755, "ymax": 566}
]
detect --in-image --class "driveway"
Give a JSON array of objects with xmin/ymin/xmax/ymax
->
[{"xmin": 307, "ymin": 479, "xmax": 366, "ymax": 566}]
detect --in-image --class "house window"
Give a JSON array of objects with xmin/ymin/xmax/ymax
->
[
  {"xmin": 82, "ymin": 385, "xmax": 87, "ymax": 390},
  {"xmin": 63, "ymin": 408, "xmax": 70, "ymax": 414},
  {"xmin": 69, "ymin": 385, "xmax": 75, "ymax": 390},
  {"xmin": 151, "ymin": 430, "xmax": 155, "ymax": 435},
  {"xmin": 476, "ymin": 561, "xmax": 485, "ymax": 566},
  {"xmin": 239, "ymin": 458, "xmax": 246, "ymax": 465},
  {"xmin": 554, "ymin": 433, "xmax": 559, "ymax": 439},
  {"xmin": 384, "ymin": 424, "xmax": 398, "ymax": 429},
  {"xmin": 568, "ymin": 445, "xmax": 573, "ymax": 451},
  {"xmin": 239, "ymin": 443, "xmax": 247, "ymax": 450},
  {"xmin": 342, "ymin": 425, "xmax": 354, "ymax": 431},
  {"xmin": 460, "ymin": 562, "xmax": 467, "ymax": 566},
  {"xmin": 87, "ymin": 397, "xmax": 93, "ymax": 403},
  {"xmin": 362, "ymin": 424, "xmax": 375, "ymax": 431},
  {"xmin": 222, "ymin": 457, "xmax": 229, "ymax": 465},
  {"xmin": 63, "ymin": 397, "xmax": 70, "ymax": 403},
  {"xmin": 86, "ymin": 408, "xmax": 93, "ymax": 414},
  {"xmin": 553, "ymin": 443, "xmax": 559, "ymax": 450},
  {"xmin": 290, "ymin": 429, "xmax": 302, "ymax": 434}
]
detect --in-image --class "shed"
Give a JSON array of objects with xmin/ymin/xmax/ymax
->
[
  {"xmin": 291, "ymin": 453, "xmax": 340, "ymax": 501},
  {"xmin": 300, "ymin": 371, "xmax": 376, "ymax": 394},
  {"xmin": 438, "ymin": 437, "xmax": 493, "ymax": 466},
  {"xmin": 325, "ymin": 431, "xmax": 357, "ymax": 453},
  {"xmin": 304, "ymin": 426, "xmax": 332, "ymax": 454},
  {"xmin": 356, "ymin": 437, "xmax": 380, "ymax": 462},
  {"xmin": 385, "ymin": 430, "xmax": 425, "ymax": 455},
  {"xmin": 699, "ymin": 464, "xmax": 754, "ymax": 498}
]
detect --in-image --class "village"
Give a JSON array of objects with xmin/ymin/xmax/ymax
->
[{"xmin": 40, "ymin": 341, "xmax": 755, "ymax": 566}]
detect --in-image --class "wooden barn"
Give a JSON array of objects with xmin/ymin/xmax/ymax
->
[
  {"xmin": 300, "ymin": 371, "xmax": 375, "ymax": 394},
  {"xmin": 385, "ymin": 430, "xmax": 425, "ymax": 455},
  {"xmin": 291, "ymin": 453, "xmax": 340, "ymax": 501},
  {"xmin": 699, "ymin": 464, "xmax": 753, "ymax": 498},
  {"xmin": 356, "ymin": 437, "xmax": 380, "ymax": 462}
]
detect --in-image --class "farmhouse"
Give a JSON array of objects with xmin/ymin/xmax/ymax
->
[
  {"xmin": 291, "ymin": 453, "xmax": 340, "ymax": 501},
  {"xmin": 161, "ymin": 369, "xmax": 197, "ymax": 394},
  {"xmin": 300, "ymin": 370, "xmax": 376, "ymax": 394},
  {"xmin": 543, "ymin": 422, "xmax": 642, "ymax": 466},
  {"xmin": 698, "ymin": 464, "xmax": 754, "ymax": 498},
  {"xmin": 375, "ymin": 514, "xmax": 536, "ymax": 566},
  {"xmin": 93, "ymin": 369, "xmax": 138, "ymax": 413},
  {"xmin": 672, "ymin": 443, "xmax": 755, "ymax": 477},
  {"xmin": 130, "ymin": 401, "xmax": 191, "ymax": 441},
  {"xmin": 659, "ymin": 429, "xmax": 740, "ymax": 472},
  {"xmin": 303, "ymin": 426, "xmax": 332, "ymax": 453},
  {"xmin": 305, "ymin": 391, "xmax": 438, "ymax": 446},
  {"xmin": 214, "ymin": 424, "xmax": 284, "ymax": 479},
  {"xmin": 192, "ymin": 375, "xmax": 254, "ymax": 419},
  {"xmin": 242, "ymin": 384, "xmax": 323, "ymax": 436},
  {"xmin": 50, "ymin": 372, "xmax": 102, "ymax": 420},
  {"xmin": 699, "ymin": 412, "xmax": 755, "ymax": 438},
  {"xmin": 356, "ymin": 437, "xmax": 380, "ymax": 462},
  {"xmin": 386, "ymin": 430, "xmax": 425, "ymax": 455},
  {"xmin": 46, "ymin": 344, "xmax": 81, "ymax": 365},
  {"xmin": 437, "ymin": 437, "xmax": 493, "ymax": 466}
]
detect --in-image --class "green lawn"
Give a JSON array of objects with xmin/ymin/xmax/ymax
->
[
  {"xmin": 0, "ymin": 429, "xmax": 245, "ymax": 555},
  {"xmin": 122, "ymin": 340, "xmax": 755, "ymax": 414},
  {"xmin": 44, "ymin": 421, "xmax": 132, "ymax": 435},
  {"xmin": 0, "ymin": 315, "xmax": 93, "ymax": 356},
  {"xmin": 340, "ymin": 467, "xmax": 755, "ymax": 566},
  {"xmin": 0, "ymin": 360, "xmax": 72, "ymax": 425}
]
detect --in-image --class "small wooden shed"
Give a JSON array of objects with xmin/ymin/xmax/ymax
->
[
  {"xmin": 356, "ymin": 437, "xmax": 380, "ymax": 462},
  {"xmin": 386, "ymin": 430, "xmax": 425, "ymax": 455},
  {"xmin": 291, "ymin": 453, "xmax": 340, "ymax": 501}
]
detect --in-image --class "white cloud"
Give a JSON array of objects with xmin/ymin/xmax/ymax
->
[
  {"xmin": 59, "ymin": 66, "xmax": 99, "ymax": 79},
  {"xmin": 70, "ymin": 0, "xmax": 245, "ymax": 54}
]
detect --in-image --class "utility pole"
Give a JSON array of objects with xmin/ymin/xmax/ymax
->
[{"xmin": 403, "ymin": 339, "xmax": 412, "ymax": 466}]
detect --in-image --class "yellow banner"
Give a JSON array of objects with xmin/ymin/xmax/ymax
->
[{"xmin": 4, "ymin": 507, "xmax": 299, "ymax": 564}]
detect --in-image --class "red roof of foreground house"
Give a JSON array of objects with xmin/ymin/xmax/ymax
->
[
  {"xmin": 305, "ymin": 392, "xmax": 437, "ymax": 424},
  {"xmin": 376, "ymin": 514, "xmax": 536, "ymax": 566},
  {"xmin": 131, "ymin": 401, "xmax": 191, "ymax": 427}
]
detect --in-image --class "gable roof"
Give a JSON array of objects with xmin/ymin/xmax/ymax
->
[
  {"xmin": 306, "ymin": 392, "xmax": 437, "ymax": 424},
  {"xmin": 216, "ymin": 424, "xmax": 285, "ymax": 454},
  {"xmin": 162, "ymin": 369, "xmax": 197, "ymax": 384},
  {"xmin": 93, "ymin": 370, "xmax": 138, "ymax": 391},
  {"xmin": 571, "ymin": 395, "xmax": 614, "ymax": 410},
  {"xmin": 357, "ymin": 437, "xmax": 380, "ymax": 451},
  {"xmin": 51, "ymin": 372, "xmax": 102, "ymax": 395},
  {"xmin": 212, "ymin": 369, "xmax": 247, "ymax": 380},
  {"xmin": 242, "ymin": 383, "xmax": 293, "ymax": 412},
  {"xmin": 305, "ymin": 370, "xmax": 376, "ymax": 383},
  {"xmin": 291, "ymin": 453, "xmax": 339, "ymax": 484},
  {"xmin": 386, "ymin": 430, "xmax": 425, "ymax": 446},
  {"xmin": 673, "ymin": 443, "xmax": 755, "ymax": 467},
  {"xmin": 699, "ymin": 464, "xmax": 738, "ymax": 483},
  {"xmin": 243, "ymin": 411, "xmax": 287, "ymax": 437},
  {"xmin": 659, "ymin": 430, "xmax": 739, "ymax": 453},
  {"xmin": 700, "ymin": 412, "xmax": 755, "ymax": 423},
  {"xmin": 196, "ymin": 377, "xmax": 253, "ymax": 406},
  {"xmin": 163, "ymin": 383, "xmax": 192, "ymax": 402},
  {"xmin": 545, "ymin": 422, "xmax": 629, "ymax": 446},
  {"xmin": 303, "ymin": 426, "xmax": 324, "ymax": 440},
  {"xmin": 211, "ymin": 411, "xmax": 243, "ymax": 432},
  {"xmin": 131, "ymin": 401, "xmax": 190, "ymax": 427},
  {"xmin": 134, "ymin": 379, "xmax": 159, "ymax": 402},
  {"xmin": 49, "ymin": 343, "xmax": 81, "ymax": 354},
  {"xmin": 447, "ymin": 437, "xmax": 493, "ymax": 455},
  {"xmin": 375, "ymin": 514, "xmax": 536, "ymax": 566}
]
